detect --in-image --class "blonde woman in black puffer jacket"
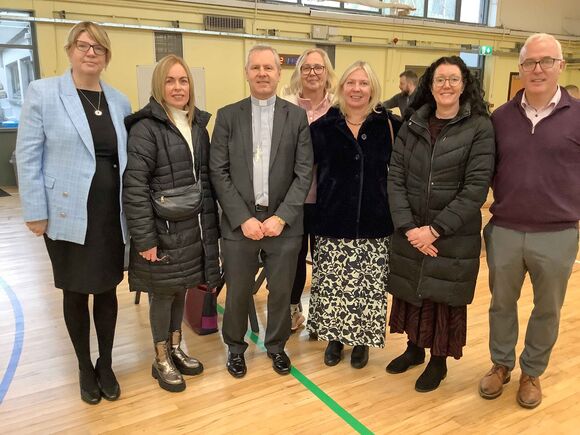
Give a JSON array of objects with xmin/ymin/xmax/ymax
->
[{"xmin": 123, "ymin": 55, "xmax": 220, "ymax": 393}]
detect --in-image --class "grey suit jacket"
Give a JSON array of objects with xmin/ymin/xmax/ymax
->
[{"xmin": 210, "ymin": 96, "xmax": 313, "ymax": 240}]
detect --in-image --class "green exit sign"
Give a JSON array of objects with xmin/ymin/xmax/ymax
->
[{"xmin": 479, "ymin": 45, "xmax": 493, "ymax": 55}]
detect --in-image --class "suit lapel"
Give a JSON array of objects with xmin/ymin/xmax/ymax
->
[
  {"xmin": 239, "ymin": 98, "xmax": 254, "ymax": 181},
  {"xmin": 269, "ymin": 97, "xmax": 288, "ymax": 170},
  {"xmin": 59, "ymin": 70, "xmax": 95, "ymax": 158},
  {"xmin": 102, "ymin": 82, "xmax": 126, "ymax": 171}
]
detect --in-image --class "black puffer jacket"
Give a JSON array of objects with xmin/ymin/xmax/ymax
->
[
  {"xmin": 123, "ymin": 98, "xmax": 220, "ymax": 294},
  {"xmin": 387, "ymin": 103, "xmax": 495, "ymax": 307}
]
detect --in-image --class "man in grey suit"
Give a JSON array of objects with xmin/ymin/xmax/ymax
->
[{"xmin": 210, "ymin": 45, "xmax": 313, "ymax": 378}]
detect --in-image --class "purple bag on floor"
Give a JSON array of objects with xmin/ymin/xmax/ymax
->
[{"xmin": 183, "ymin": 285, "xmax": 218, "ymax": 335}]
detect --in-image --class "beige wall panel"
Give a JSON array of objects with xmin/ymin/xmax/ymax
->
[
  {"xmin": 334, "ymin": 46, "xmax": 386, "ymax": 98},
  {"xmin": 182, "ymin": 35, "xmax": 246, "ymax": 130}
]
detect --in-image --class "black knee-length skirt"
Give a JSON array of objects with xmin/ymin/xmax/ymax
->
[{"xmin": 44, "ymin": 157, "xmax": 124, "ymax": 294}]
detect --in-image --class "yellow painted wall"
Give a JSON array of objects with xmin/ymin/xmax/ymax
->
[{"xmin": 2, "ymin": 0, "xmax": 579, "ymax": 129}]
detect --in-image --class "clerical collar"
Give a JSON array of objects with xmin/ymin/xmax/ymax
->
[{"xmin": 251, "ymin": 95, "xmax": 276, "ymax": 107}]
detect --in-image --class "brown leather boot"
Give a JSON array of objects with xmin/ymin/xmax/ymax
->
[
  {"xmin": 170, "ymin": 330, "xmax": 204, "ymax": 376},
  {"xmin": 517, "ymin": 373, "xmax": 542, "ymax": 409},
  {"xmin": 479, "ymin": 364, "xmax": 511, "ymax": 399}
]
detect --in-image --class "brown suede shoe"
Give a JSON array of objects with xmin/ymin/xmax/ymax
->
[
  {"xmin": 517, "ymin": 373, "xmax": 542, "ymax": 409},
  {"xmin": 479, "ymin": 364, "xmax": 511, "ymax": 399}
]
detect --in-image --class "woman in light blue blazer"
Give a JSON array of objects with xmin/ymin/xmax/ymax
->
[{"xmin": 16, "ymin": 21, "xmax": 131, "ymax": 405}]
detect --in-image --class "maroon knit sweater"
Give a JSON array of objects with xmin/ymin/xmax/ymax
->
[{"xmin": 490, "ymin": 88, "xmax": 580, "ymax": 232}]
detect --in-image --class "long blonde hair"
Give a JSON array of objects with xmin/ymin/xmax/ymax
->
[
  {"xmin": 333, "ymin": 61, "xmax": 382, "ymax": 117},
  {"xmin": 284, "ymin": 48, "xmax": 336, "ymax": 97},
  {"xmin": 151, "ymin": 55, "xmax": 195, "ymax": 123}
]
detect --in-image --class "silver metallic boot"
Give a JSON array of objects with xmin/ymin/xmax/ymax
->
[
  {"xmin": 152, "ymin": 340, "xmax": 185, "ymax": 392},
  {"xmin": 170, "ymin": 330, "xmax": 204, "ymax": 376}
]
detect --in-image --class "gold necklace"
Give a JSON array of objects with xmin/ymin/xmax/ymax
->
[
  {"xmin": 78, "ymin": 89, "xmax": 103, "ymax": 116},
  {"xmin": 345, "ymin": 116, "xmax": 364, "ymax": 126}
]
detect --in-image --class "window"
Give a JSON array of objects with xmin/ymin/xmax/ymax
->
[
  {"xmin": 0, "ymin": 10, "xmax": 38, "ymax": 129},
  {"xmin": 427, "ymin": 0, "xmax": 457, "ymax": 20},
  {"xmin": 269, "ymin": 0, "xmax": 489, "ymax": 24},
  {"xmin": 154, "ymin": 32, "xmax": 183, "ymax": 61}
]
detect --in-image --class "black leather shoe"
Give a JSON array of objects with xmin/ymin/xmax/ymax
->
[
  {"xmin": 79, "ymin": 369, "xmax": 101, "ymax": 405},
  {"xmin": 324, "ymin": 341, "xmax": 344, "ymax": 366},
  {"xmin": 226, "ymin": 352, "xmax": 247, "ymax": 378},
  {"xmin": 350, "ymin": 345, "xmax": 369, "ymax": 369},
  {"xmin": 95, "ymin": 358, "xmax": 121, "ymax": 401},
  {"xmin": 267, "ymin": 351, "xmax": 291, "ymax": 375}
]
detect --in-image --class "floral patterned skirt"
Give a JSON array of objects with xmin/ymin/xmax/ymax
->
[{"xmin": 307, "ymin": 236, "xmax": 390, "ymax": 348}]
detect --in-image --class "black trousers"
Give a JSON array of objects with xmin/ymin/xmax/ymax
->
[
  {"xmin": 290, "ymin": 204, "xmax": 316, "ymax": 305},
  {"xmin": 62, "ymin": 288, "xmax": 117, "ymax": 371},
  {"xmin": 148, "ymin": 290, "xmax": 187, "ymax": 343},
  {"xmin": 221, "ymin": 234, "xmax": 302, "ymax": 354}
]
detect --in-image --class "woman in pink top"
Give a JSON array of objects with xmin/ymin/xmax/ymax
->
[{"xmin": 282, "ymin": 48, "xmax": 336, "ymax": 331}]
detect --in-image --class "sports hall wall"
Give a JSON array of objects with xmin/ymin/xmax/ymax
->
[{"xmin": 2, "ymin": 0, "xmax": 580, "ymax": 131}]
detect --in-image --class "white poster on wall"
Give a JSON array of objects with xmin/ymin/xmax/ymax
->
[{"xmin": 136, "ymin": 65, "xmax": 206, "ymax": 110}]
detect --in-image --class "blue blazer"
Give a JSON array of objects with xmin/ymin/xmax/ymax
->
[{"xmin": 16, "ymin": 70, "xmax": 132, "ymax": 244}]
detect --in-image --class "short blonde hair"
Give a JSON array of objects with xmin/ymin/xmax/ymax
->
[
  {"xmin": 151, "ymin": 55, "xmax": 196, "ymax": 123},
  {"xmin": 519, "ymin": 33, "xmax": 563, "ymax": 63},
  {"xmin": 284, "ymin": 48, "xmax": 336, "ymax": 96},
  {"xmin": 334, "ymin": 61, "xmax": 382, "ymax": 117},
  {"xmin": 65, "ymin": 21, "xmax": 112, "ymax": 65}
]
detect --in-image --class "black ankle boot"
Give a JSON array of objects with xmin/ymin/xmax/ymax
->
[
  {"xmin": 415, "ymin": 356, "xmax": 447, "ymax": 392},
  {"xmin": 350, "ymin": 345, "xmax": 369, "ymax": 369},
  {"xmin": 386, "ymin": 341, "xmax": 425, "ymax": 374},
  {"xmin": 95, "ymin": 358, "xmax": 121, "ymax": 401},
  {"xmin": 79, "ymin": 367, "xmax": 101, "ymax": 405},
  {"xmin": 324, "ymin": 341, "xmax": 344, "ymax": 366}
]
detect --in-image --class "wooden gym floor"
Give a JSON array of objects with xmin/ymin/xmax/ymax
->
[{"xmin": 1, "ymin": 186, "xmax": 580, "ymax": 434}]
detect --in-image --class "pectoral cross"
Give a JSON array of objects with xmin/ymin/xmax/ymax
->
[{"xmin": 254, "ymin": 146, "xmax": 262, "ymax": 163}]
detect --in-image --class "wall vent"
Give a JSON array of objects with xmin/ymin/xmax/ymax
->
[{"xmin": 204, "ymin": 15, "xmax": 244, "ymax": 33}]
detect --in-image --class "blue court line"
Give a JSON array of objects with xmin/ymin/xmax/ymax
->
[
  {"xmin": 0, "ymin": 276, "xmax": 25, "ymax": 404},
  {"xmin": 216, "ymin": 304, "xmax": 373, "ymax": 434}
]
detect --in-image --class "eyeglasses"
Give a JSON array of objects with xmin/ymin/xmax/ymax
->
[
  {"xmin": 301, "ymin": 64, "xmax": 325, "ymax": 75},
  {"xmin": 433, "ymin": 76, "xmax": 462, "ymax": 87},
  {"xmin": 520, "ymin": 57, "xmax": 562, "ymax": 72},
  {"xmin": 75, "ymin": 40, "xmax": 107, "ymax": 56}
]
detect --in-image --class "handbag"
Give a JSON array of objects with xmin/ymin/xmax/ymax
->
[
  {"xmin": 183, "ymin": 285, "xmax": 219, "ymax": 335},
  {"xmin": 149, "ymin": 130, "xmax": 203, "ymax": 221},
  {"xmin": 151, "ymin": 183, "xmax": 202, "ymax": 221}
]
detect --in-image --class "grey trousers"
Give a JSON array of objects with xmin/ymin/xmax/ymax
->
[
  {"xmin": 484, "ymin": 223, "xmax": 579, "ymax": 377},
  {"xmin": 221, "ymin": 235, "xmax": 302, "ymax": 354}
]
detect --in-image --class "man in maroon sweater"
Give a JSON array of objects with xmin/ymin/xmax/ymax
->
[{"xmin": 479, "ymin": 33, "xmax": 580, "ymax": 409}]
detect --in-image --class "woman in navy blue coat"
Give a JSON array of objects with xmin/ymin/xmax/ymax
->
[{"xmin": 307, "ymin": 61, "xmax": 400, "ymax": 369}]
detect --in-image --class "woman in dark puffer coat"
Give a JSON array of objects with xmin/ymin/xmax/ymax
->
[
  {"xmin": 386, "ymin": 56, "xmax": 495, "ymax": 392},
  {"xmin": 123, "ymin": 55, "xmax": 220, "ymax": 393}
]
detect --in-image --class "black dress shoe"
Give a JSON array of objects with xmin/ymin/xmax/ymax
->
[
  {"xmin": 95, "ymin": 358, "xmax": 121, "ymax": 401},
  {"xmin": 324, "ymin": 341, "xmax": 344, "ymax": 366},
  {"xmin": 267, "ymin": 351, "xmax": 291, "ymax": 375},
  {"xmin": 350, "ymin": 345, "xmax": 369, "ymax": 369},
  {"xmin": 226, "ymin": 352, "xmax": 247, "ymax": 378},
  {"xmin": 79, "ymin": 369, "xmax": 101, "ymax": 405}
]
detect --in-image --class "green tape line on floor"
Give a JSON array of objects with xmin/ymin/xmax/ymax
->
[{"xmin": 216, "ymin": 303, "xmax": 373, "ymax": 434}]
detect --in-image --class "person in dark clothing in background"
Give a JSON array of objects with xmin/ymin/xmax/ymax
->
[{"xmin": 382, "ymin": 70, "xmax": 418, "ymax": 117}]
